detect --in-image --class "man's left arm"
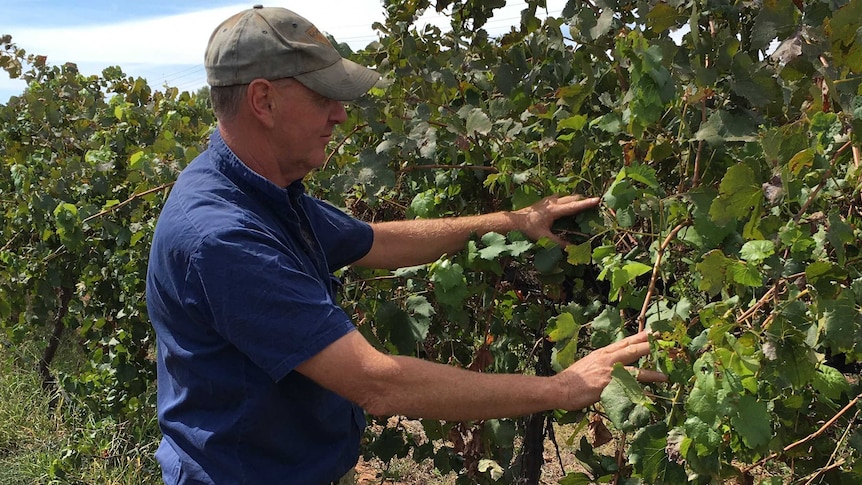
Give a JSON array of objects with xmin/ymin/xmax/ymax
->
[{"xmin": 353, "ymin": 195, "xmax": 600, "ymax": 270}]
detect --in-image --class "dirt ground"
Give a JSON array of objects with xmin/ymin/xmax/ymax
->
[{"xmin": 353, "ymin": 419, "xmax": 594, "ymax": 485}]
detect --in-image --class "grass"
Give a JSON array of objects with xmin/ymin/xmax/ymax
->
[{"xmin": 0, "ymin": 340, "xmax": 161, "ymax": 485}]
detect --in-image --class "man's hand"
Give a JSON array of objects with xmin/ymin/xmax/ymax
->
[
  {"xmin": 513, "ymin": 195, "xmax": 601, "ymax": 246},
  {"xmin": 553, "ymin": 332, "xmax": 667, "ymax": 411}
]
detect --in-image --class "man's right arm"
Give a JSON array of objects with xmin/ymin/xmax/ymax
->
[{"xmin": 294, "ymin": 330, "xmax": 665, "ymax": 421}]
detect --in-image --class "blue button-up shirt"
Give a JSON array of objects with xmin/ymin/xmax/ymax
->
[{"xmin": 146, "ymin": 130, "xmax": 373, "ymax": 484}]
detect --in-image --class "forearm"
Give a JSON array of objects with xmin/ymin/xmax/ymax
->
[
  {"xmin": 354, "ymin": 195, "xmax": 601, "ymax": 270},
  {"xmin": 296, "ymin": 329, "xmax": 663, "ymax": 421},
  {"xmin": 356, "ymin": 353, "xmax": 569, "ymax": 420},
  {"xmin": 357, "ymin": 212, "xmax": 522, "ymax": 269}
]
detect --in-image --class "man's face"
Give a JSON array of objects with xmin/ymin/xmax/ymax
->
[{"xmin": 271, "ymin": 78, "xmax": 347, "ymax": 177}]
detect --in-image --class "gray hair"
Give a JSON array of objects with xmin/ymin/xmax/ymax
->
[{"xmin": 210, "ymin": 84, "xmax": 248, "ymax": 121}]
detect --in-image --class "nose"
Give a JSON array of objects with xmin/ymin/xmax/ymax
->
[{"xmin": 330, "ymin": 99, "xmax": 347, "ymax": 124}]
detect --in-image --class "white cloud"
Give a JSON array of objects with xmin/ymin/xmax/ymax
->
[
  {"xmin": 6, "ymin": 5, "xmax": 244, "ymax": 66},
  {"xmin": 1, "ymin": 0, "xmax": 566, "ymax": 101}
]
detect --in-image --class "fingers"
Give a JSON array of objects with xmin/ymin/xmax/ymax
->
[
  {"xmin": 556, "ymin": 196, "xmax": 600, "ymax": 213},
  {"xmin": 635, "ymin": 369, "xmax": 668, "ymax": 383},
  {"xmin": 558, "ymin": 195, "xmax": 600, "ymax": 206},
  {"xmin": 604, "ymin": 331, "xmax": 649, "ymax": 352},
  {"xmin": 621, "ymin": 366, "xmax": 669, "ymax": 383},
  {"xmin": 609, "ymin": 333, "xmax": 666, "ymax": 383},
  {"xmin": 609, "ymin": 341, "xmax": 651, "ymax": 365}
]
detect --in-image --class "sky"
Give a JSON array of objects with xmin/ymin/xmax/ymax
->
[{"xmin": 0, "ymin": 0, "xmax": 568, "ymax": 103}]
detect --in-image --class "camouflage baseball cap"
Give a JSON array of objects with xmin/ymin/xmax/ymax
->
[{"xmin": 204, "ymin": 5, "xmax": 379, "ymax": 101}]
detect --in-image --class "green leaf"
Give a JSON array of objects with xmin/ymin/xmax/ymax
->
[
  {"xmin": 430, "ymin": 259, "xmax": 469, "ymax": 308},
  {"xmin": 787, "ymin": 149, "xmax": 814, "ymax": 176},
  {"xmin": 590, "ymin": 308, "xmax": 623, "ymax": 348},
  {"xmin": 772, "ymin": 338, "xmax": 818, "ymax": 387},
  {"xmin": 553, "ymin": 337, "xmax": 580, "ymax": 370},
  {"xmin": 603, "ymin": 178, "xmax": 639, "ymax": 210},
  {"xmin": 623, "ymin": 162, "xmax": 660, "ymax": 189},
  {"xmin": 566, "ymin": 242, "xmax": 592, "ymax": 266},
  {"xmin": 610, "ymin": 261, "xmax": 652, "ymax": 299},
  {"xmin": 695, "ymin": 110, "xmax": 758, "ymax": 145},
  {"xmin": 739, "ymin": 240, "xmax": 775, "ymax": 262},
  {"xmin": 367, "ymin": 426, "xmax": 408, "ymax": 462},
  {"xmin": 687, "ymin": 354, "xmax": 731, "ymax": 427},
  {"xmin": 830, "ymin": 0, "xmax": 862, "ymax": 73},
  {"xmin": 354, "ymin": 149, "xmax": 397, "ymax": 191},
  {"xmin": 683, "ymin": 416, "xmax": 722, "ymax": 458},
  {"xmin": 828, "ymin": 211, "xmax": 855, "ymax": 266},
  {"xmin": 806, "ymin": 261, "xmax": 848, "ymax": 299},
  {"xmin": 406, "ymin": 294, "xmax": 435, "ymax": 318},
  {"xmin": 730, "ymin": 394, "xmax": 772, "ymax": 450},
  {"xmin": 477, "ymin": 232, "xmax": 508, "ymax": 260},
  {"xmin": 534, "ymin": 242, "xmax": 564, "ymax": 274},
  {"xmin": 688, "ymin": 189, "xmax": 735, "ymax": 249},
  {"xmin": 465, "ymin": 107, "xmax": 492, "ymax": 135},
  {"xmin": 818, "ymin": 290, "xmax": 861, "ymax": 353},
  {"xmin": 409, "ymin": 190, "xmax": 438, "ymax": 218},
  {"xmin": 558, "ymin": 114, "xmax": 588, "ymax": 132},
  {"xmin": 548, "ymin": 312, "xmax": 580, "ymax": 342},
  {"xmin": 376, "ymin": 302, "xmax": 414, "ymax": 355},
  {"xmin": 729, "ymin": 261, "xmax": 763, "ymax": 287},
  {"xmin": 646, "ymin": 2, "xmax": 683, "ymax": 33},
  {"xmin": 600, "ymin": 364, "xmax": 653, "ymax": 432},
  {"xmin": 630, "ymin": 422, "xmax": 687, "ymax": 484},
  {"xmin": 751, "ymin": 0, "xmax": 798, "ymax": 51},
  {"xmin": 812, "ymin": 364, "xmax": 851, "ymax": 401},
  {"xmin": 559, "ymin": 472, "xmax": 594, "ymax": 485},
  {"xmin": 592, "ymin": 112, "xmax": 623, "ymax": 133},
  {"xmin": 709, "ymin": 163, "xmax": 763, "ymax": 224}
]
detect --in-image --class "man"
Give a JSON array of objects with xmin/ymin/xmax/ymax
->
[{"xmin": 146, "ymin": 6, "xmax": 665, "ymax": 484}]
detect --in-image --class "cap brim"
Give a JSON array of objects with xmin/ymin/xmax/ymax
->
[{"xmin": 294, "ymin": 58, "xmax": 380, "ymax": 101}]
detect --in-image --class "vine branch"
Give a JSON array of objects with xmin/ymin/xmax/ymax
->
[
  {"xmin": 637, "ymin": 222, "xmax": 689, "ymax": 332},
  {"xmin": 38, "ymin": 286, "xmax": 72, "ymax": 393},
  {"xmin": 692, "ymin": 96, "xmax": 707, "ymax": 188},
  {"xmin": 322, "ymin": 123, "xmax": 366, "ymax": 170},
  {"xmin": 742, "ymin": 393, "xmax": 861, "ymax": 474},
  {"xmin": 794, "ymin": 140, "xmax": 853, "ymax": 222},
  {"xmin": 83, "ymin": 181, "xmax": 175, "ymax": 224}
]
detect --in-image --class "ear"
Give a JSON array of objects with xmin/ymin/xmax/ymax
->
[{"xmin": 246, "ymin": 79, "xmax": 278, "ymax": 128}]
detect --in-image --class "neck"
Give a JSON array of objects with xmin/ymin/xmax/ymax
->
[{"xmin": 218, "ymin": 124, "xmax": 302, "ymax": 188}]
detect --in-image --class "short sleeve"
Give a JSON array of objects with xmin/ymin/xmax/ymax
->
[
  {"xmin": 186, "ymin": 227, "xmax": 355, "ymax": 382},
  {"xmin": 301, "ymin": 197, "xmax": 373, "ymax": 270}
]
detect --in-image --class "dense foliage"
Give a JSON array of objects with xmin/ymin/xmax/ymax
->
[{"xmin": 2, "ymin": 0, "xmax": 861, "ymax": 483}]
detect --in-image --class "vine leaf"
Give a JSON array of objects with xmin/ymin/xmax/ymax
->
[
  {"xmin": 709, "ymin": 163, "xmax": 763, "ymax": 224},
  {"xmin": 812, "ymin": 364, "xmax": 851, "ymax": 402},
  {"xmin": 730, "ymin": 394, "xmax": 772, "ymax": 450},
  {"xmin": 548, "ymin": 312, "xmax": 580, "ymax": 369},
  {"xmin": 818, "ymin": 290, "xmax": 861, "ymax": 354},
  {"xmin": 829, "ymin": 0, "xmax": 862, "ymax": 73},
  {"xmin": 751, "ymin": 0, "xmax": 798, "ymax": 51},
  {"xmin": 610, "ymin": 261, "xmax": 652, "ymax": 300},
  {"xmin": 629, "ymin": 422, "xmax": 687, "ymax": 483},
  {"xmin": 695, "ymin": 110, "xmax": 758, "ymax": 145},
  {"xmin": 464, "ymin": 107, "xmax": 492, "ymax": 136},
  {"xmin": 565, "ymin": 242, "xmax": 591, "ymax": 266},
  {"xmin": 600, "ymin": 363, "xmax": 654, "ymax": 432},
  {"xmin": 646, "ymin": 2, "xmax": 684, "ymax": 33},
  {"xmin": 430, "ymin": 259, "xmax": 469, "ymax": 308},
  {"xmin": 739, "ymin": 240, "xmax": 775, "ymax": 262}
]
